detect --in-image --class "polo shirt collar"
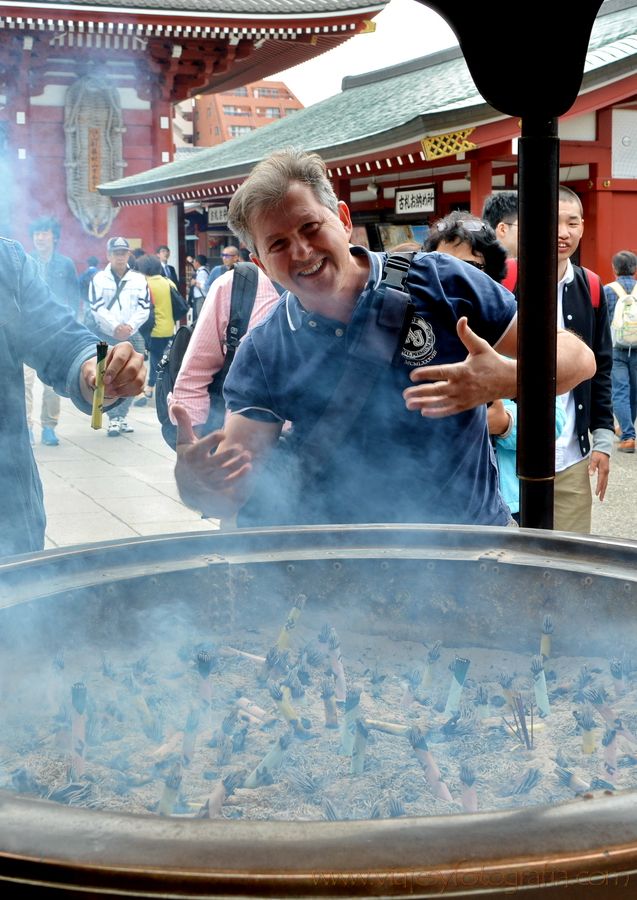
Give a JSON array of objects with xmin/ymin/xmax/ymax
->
[{"xmin": 284, "ymin": 245, "xmax": 381, "ymax": 332}]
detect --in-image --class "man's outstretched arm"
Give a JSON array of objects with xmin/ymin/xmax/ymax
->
[{"xmin": 403, "ymin": 316, "xmax": 595, "ymax": 418}]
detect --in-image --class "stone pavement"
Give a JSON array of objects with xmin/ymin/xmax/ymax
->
[
  {"xmin": 32, "ymin": 388, "xmax": 219, "ymax": 551},
  {"xmin": 31, "ymin": 386, "xmax": 636, "ymax": 549}
]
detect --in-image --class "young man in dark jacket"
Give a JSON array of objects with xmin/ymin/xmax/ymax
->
[{"xmin": 553, "ymin": 186, "xmax": 613, "ymax": 532}]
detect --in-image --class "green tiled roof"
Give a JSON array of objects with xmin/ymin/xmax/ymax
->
[{"xmin": 99, "ymin": 0, "xmax": 637, "ymax": 198}]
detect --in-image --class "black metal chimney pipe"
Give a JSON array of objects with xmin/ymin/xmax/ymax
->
[
  {"xmin": 517, "ymin": 117, "xmax": 560, "ymax": 528},
  {"xmin": 415, "ymin": 0, "xmax": 603, "ymax": 528}
]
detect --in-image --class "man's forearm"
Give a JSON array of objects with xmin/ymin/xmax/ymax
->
[{"xmin": 555, "ymin": 330, "xmax": 596, "ymax": 394}]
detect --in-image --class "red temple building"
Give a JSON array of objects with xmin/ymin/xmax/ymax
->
[{"xmin": 0, "ymin": 0, "xmax": 386, "ymax": 267}]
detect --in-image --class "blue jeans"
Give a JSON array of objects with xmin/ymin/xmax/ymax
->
[{"xmin": 612, "ymin": 346, "xmax": 637, "ymax": 440}]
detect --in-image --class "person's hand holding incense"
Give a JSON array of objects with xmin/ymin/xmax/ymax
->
[{"xmin": 80, "ymin": 342, "xmax": 146, "ymax": 406}]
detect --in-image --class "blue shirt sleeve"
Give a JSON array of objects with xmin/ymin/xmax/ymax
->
[
  {"xmin": 16, "ymin": 247, "xmax": 98, "ymax": 401},
  {"xmin": 410, "ymin": 252, "xmax": 518, "ymax": 348},
  {"xmin": 223, "ymin": 333, "xmax": 283, "ymax": 423}
]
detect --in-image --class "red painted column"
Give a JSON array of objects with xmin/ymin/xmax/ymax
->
[{"xmin": 470, "ymin": 158, "xmax": 492, "ymax": 218}]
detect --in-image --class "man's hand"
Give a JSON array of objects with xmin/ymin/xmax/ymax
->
[
  {"xmin": 81, "ymin": 342, "xmax": 146, "ymax": 403},
  {"xmin": 589, "ymin": 450, "xmax": 610, "ymax": 502},
  {"xmin": 403, "ymin": 317, "xmax": 516, "ymax": 417},
  {"xmin": 173, "ymin": 403, "xmax": 253, "ymax": 518}
]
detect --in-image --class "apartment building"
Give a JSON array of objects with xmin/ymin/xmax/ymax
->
[{"xmin": 174, "ymin": 79, "xmax": 303, "ymax": 148}]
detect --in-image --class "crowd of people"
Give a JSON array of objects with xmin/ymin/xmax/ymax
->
[{"xmin": 10, "ymin": 146, "xmax": 632, "ymax": 559}]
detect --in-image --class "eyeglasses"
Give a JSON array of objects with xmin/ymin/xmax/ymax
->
[
  {"xmin": 435, "ymin": 218, "xmax": 485, "ymax": 233},
  {"xmin": 463, "ymin": 260, "xmax": 485, "ymax": 271},
  {"xmin": 222, "ymin": 252, "xmax": 238, "ymax": 258}
]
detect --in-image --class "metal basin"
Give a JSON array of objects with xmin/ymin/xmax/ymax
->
[{"xmin": 0, "ymin": 524, "xmax": 636, "ymax": 898}]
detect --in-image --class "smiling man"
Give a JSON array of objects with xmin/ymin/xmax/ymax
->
[
  {"xmin": 553, "ymin": 186, "xmax": 613, "ymax": 532},
  {"xmin": 172, "ymin": 149, "xmax": 596, "ymax": 529}
]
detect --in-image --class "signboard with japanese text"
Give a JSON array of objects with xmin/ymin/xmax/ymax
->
[
  {"xmin": 208, "ymin": 205, "xmax": 229, "ymax": 225},
  {"xmin": 395, "ymin": 186, "xmax": 435, "ymax": 216}
]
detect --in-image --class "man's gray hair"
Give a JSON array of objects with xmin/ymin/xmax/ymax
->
[{"xmin": 228, "ymin": 147, "xmax": 340, "ymax": 254}]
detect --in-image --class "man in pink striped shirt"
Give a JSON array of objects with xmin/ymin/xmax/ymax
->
[{"xmin": 168, "ymin": 265, "xmax": 280, "ymax": 432}]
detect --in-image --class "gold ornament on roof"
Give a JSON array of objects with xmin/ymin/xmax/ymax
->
[{"xmin": 421, "ymin": 128, "xmax": 476, "ymax": 161}]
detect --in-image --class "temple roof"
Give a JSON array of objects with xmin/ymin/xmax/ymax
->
[
  {"xmin": 2, "ymin": 0, "xmax": 387, "ymax": 96},
  {"xmin": 100, "ymin": 0, "xmax": 637, "ymax": 202}
]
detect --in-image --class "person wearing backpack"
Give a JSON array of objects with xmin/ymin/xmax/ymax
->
[
  {"xmin": 133, "ymin": 254, "xmax": 180, "ymax": 407},
  {"xmin": 188, "ymin": 254, "xmax": 210, "ymax": 322},
  {"xmin": 605, "ymin": 250, "xmax": 637, "ymax": 453},
  {"xmin": 164, "ymin": 263, "xmax": 281, "ymax": 447},
  {"xmin": 171, "ymin": 149, "xmax": 595, "ymax": 530}
]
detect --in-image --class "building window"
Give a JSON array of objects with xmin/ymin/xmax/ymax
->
[
  {"xmin": 254, "ymin": 87, "xmax": 280, "ymax": 98},
  {"xmin": 228, "ymin": 125, "xmax": 254, "ymax": 138},
  {"xmin": 222, "ymin": 105, "xmax": 250, "ymax": 117},
  {"xmin": 222, "ymin": 87, "xmax": 248, "ymax": 96},
  {"xmin": 264, "ymin": 107, "xmax": 281, "ymax": 118}
]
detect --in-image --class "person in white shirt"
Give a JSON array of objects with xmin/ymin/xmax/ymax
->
[{"xmin": 89, "ymin": 236, "xmax": 151, "ymax": 436}]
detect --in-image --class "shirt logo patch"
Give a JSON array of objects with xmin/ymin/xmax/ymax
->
[{"xmin": 402, "ymin": 314, "xmax": 437, "ymax": 366}]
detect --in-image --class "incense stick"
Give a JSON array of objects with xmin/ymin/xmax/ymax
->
[{"xmin": 90, "ymin": 342, "xmax": 108, "ymax": 430}]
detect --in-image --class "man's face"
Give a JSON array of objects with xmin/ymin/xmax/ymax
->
[
  {"xmin": 32, "ymin": 229, "xmax": 55, "ymax": 259},
  {"xmin": 221, "ymin": 247, "xmax": 240, "ymax": 269},
  {"xmin": 557, "ymin": 199, "xmax": 584, "ymax": 265},
  {"xmin": 158, "ymin": 247, "xmax": 169, "ymax": 264},
  {"xmin": 496, "ymin": 220, "xmax": 518, "ymax": 258},
  {"xmin": 109, "ymin": 249, "xmax": 130, "ymax": 277},
  {"xmin": 251, "ymin": 181, "xmax": 358, "ymax": 309}
]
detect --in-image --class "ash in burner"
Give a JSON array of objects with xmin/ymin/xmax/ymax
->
[{"xmin": 1, "ymin": 597, "xmax": 636, "ymax": 821}]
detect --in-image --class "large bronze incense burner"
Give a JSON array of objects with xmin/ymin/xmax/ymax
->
[{"xmin": 1, "ymin": 524, "xmax": 637, "ymax": 898}]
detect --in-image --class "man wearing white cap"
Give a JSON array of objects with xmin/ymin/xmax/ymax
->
[{"xmin": 88, "ymin": 236, "xmax": 151, "ymax": 435}]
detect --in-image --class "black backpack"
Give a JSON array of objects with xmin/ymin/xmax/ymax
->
[{"xmin": 155, "ymin": 262, "xmax": 259, "ymax": 449}]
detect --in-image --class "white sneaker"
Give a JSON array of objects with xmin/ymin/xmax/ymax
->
[
  {"xmin": 119, "ymin": 420, "xmax": 134, "ymax": 434},
  {"xmin": 107, "ymin": 419, "xmax": 121, "ymax": 437}
]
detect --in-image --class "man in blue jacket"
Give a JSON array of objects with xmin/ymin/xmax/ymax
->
[{"xmin": 1, "ymin": 237, "xmax": 146, "ymax": 558}]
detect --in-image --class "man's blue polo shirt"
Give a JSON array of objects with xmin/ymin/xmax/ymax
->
[{"xmin": 224, "ymin": 247, "xmax": 517, "ymax": 526}]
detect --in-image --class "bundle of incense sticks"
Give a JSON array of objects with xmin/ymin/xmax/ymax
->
[
  {"xmin": 408, "ymin": 726, "xmax": 453, "ymax": 802},
  {"xmin": 339, "ymin": 686, "xmax": 361, "ymax": 756},
  {"xmin": 197, "ymin": 650, "xmax": 213, "ymax": 709},
  {"xmin": 573, "ymin": 708, "xmax": 596, "ymax": 754},
  {"xmin": 181, "ymin": 707, "xmax": 200, "ymax": 766},
  {"xmin": 444, "ymin": 656, "xmax": 470, "ymax": 717},
  {"xmin": 350, "ymin": 719, "xmax": 369, "ymax": 775},
  {"xmin": 602, "ymin": 728, "xmax": 618, "ymax": 783},
  {"xmin": 200, "ymin": 770, "xmax": 245, "ymax": 818},
  {"xmin": 244, "ymin": 733, "xmax": 292, "ymax": 788},
  {"xmin": 90, "ymin": 342, "xmax": 108, "ymax": 430},
  {"xmin": 70, "ymin": 682, "xmax": 87, "ymax": 780},
  {"xmin": 401, "ymin": 669, "xmax": 422, "ymax": 708},
  {"xmin": 421, "ymin": 641, "xmax": 441, "ymax": 690},
  {"xmin": 320, "ymin": 679, "xmax": 339, "ymax": 729},
  {"xmin": 459, "ymin": 764, "xmax": 478, "ymax": 813},
  {"xmin": 275, "ymin": 594, "xmax": 306, "ymax": 652},
  {"xmin": 609, "ymin": 658, "xmax": 625, "ymax": 698},
  {"xmin": 584, "ymin": 687, "xmax": 637, "ymax": 744},
  {"xmin": 540, "ymin": 615, "xmax": 554, "ymax": 659},
  {"xmin": 158, "ymin": 765, "xmax": 182, "ymax": 816},
  {"xmin": 530, "ymin": 655, "xmax": 551, "ymax": 718},
  {"xmin": 327, "ymin": 628, "xmax": 347, "ymax": 702}
]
